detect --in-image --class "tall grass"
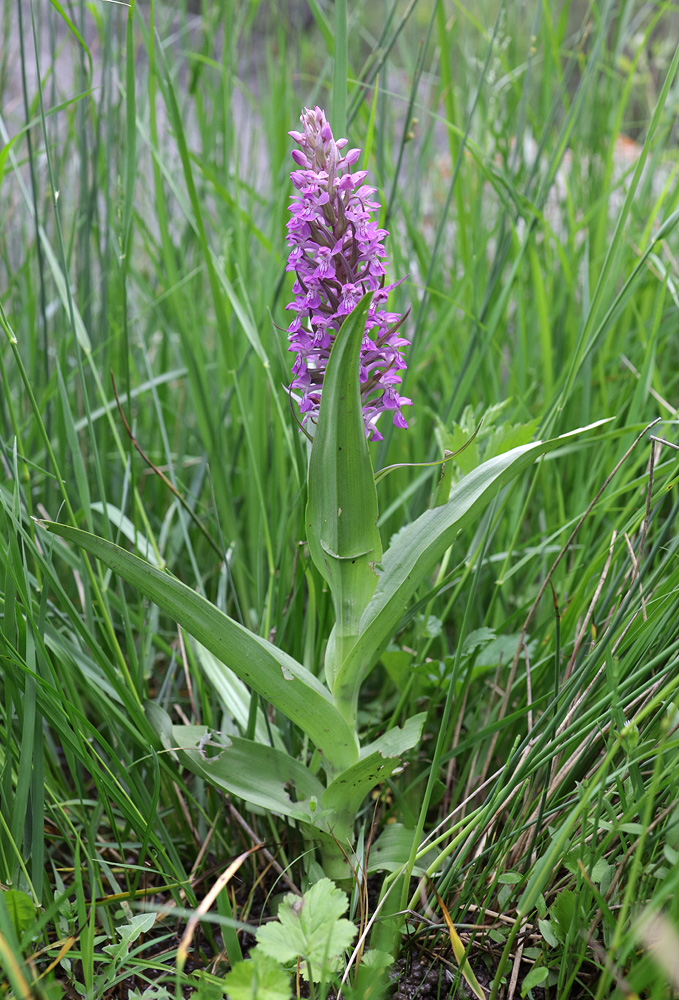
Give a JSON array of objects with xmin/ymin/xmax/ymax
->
[{"xmin": 1, "ymin": 0, "xmax": 678, "ymax": 996}]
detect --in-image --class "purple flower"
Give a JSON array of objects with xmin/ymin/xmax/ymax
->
[{"xmin": 285, "ymin": 106, "xmax": 411, "ymax": 442}]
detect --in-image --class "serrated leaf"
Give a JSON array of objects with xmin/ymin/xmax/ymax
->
[
  {"xmin": 461, "ymin": 627, "xmax": 496, "ymax": 656},
  {"xmin": 418, "ymin": 614, "xmax": 442, "ymax": 638},
  {"xmin": 344, "ymin": 948, "xmax": 393, "ymax": 1000},
  {"xmin": 437, "ymin": 419, "xmax": 479, "ymax": 475},
  {"xmin": 1, "ymin": 889, "xmax": 35, "ymax": 937},
  {"xmin": 590, "ymin": 858, "xmax": 613, "ymax": 885},
  {"xmin": 485, "ymin": 419, "xmax": 540, "ymax": 460},
  {"xmin": 39, "ymin": 522, "xmax": 358, "ymax": 772},
  {"xmin": 130, "ymin": 987, "xmax": 173, "ymax": 1000},
  {"xmin": 360, "ymin": 949, "xmax": 393, "ymax": 969},
  {"xmin": 223, "ymin": 949, "xmax": 291, "ymax": 1000},
  {"xmin": 550, "ymin": 889, "xmax": 577, "ymax": 938},
  {"xmin": 256, "ymin": 879, "xmax": 356, "ymax": 983}
]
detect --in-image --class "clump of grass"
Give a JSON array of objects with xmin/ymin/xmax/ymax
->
[{"xmin": 1, "ymin": 0, "xmax": 679, "ymax": 997}]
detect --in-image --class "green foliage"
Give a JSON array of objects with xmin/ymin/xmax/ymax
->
[
  {"xmin": 435, "ymin": 401, "xmax": 539, "ymax": 477},
  {"xmin": 521, "ymin": 966, "xmax": 549, "ymax": 997},
  {"xmin": 0, "ymin": 890, "xmax": 36, "ymax": 939},
  {"xmin": 39, "ymin": 520, "xmax": 360, "ymax": 773},
  {"xmin": 337, "ymin": 421, "xmax": 607, "ymax": 692},
  {"xmin": 223, "ymin": 949, "xmax": 291, "ymax": 1000},
  {"xmin": 129, "ymin": 988, "xmax": 174, "ymax": 1000},
  {"xmin": 1, "ymin": 0, "xmax": 679, "ymax": 996},
  {"xmin": 42, "ymin": 335, "xmax": 592, "ymax": 891},
  {"xmin": 305, "ymin": 293, "xmax": 383, "ymax": 710},
  {"xmin": 256, "ymin": 879, "xmax": 356, "ymax": 984}
]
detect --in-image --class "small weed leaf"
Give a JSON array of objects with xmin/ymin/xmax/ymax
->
[
  {"xmin": 256, "ymin": 878, "xmax": 356, "ymax": 983},
  {"xmin": 116, "ymin": 912, "xmax": 158, "ymax": 947},
  {"xmin": 537, "ymin": 918, "xmax": 560, "ymax": 949},
  {"xmin": 461, "ymin": 626, "xmax": 496, "ymax": 656},
  {"xmin": 129, "ymin": 987, "xmax": 173, "ymax": 999},
  {"xmin": 521, "ymin": 966, "xmax": 549, "ymax": 997}
]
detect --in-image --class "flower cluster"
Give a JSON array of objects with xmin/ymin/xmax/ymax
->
[{"xmin": 285, "ymin": 107, "xmax": 411, "ymax": 441}]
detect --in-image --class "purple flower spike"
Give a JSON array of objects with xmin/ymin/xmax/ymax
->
[{"xmin": 285, "ymin": 106, "xmax": 411, "ymax": 442}]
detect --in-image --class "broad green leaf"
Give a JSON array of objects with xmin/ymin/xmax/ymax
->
[
  {"xmin": 305, "ymin": 294, "xmax": 383, "ymax": 705},
  {"xmin": 223, "ymin": 949, "xmax": 291, "ymax": 1000},
  {"xmin": 1, "ymin": 890, "xmax": 35, "ymax": 938},
  {"xmin": 39, "ymin": 522, "xmax": 359, "ymax": 771},
  {"xmin": 336, "ymin": 421, "xmax": 609, "ymax": 693},
  {"xmin": 359, "ymin": 712, "xmax": 426, "ymax": 761},
  {"xmin": 172, "ymin": 725, "xmax": 327, "ymax": 828},
  {"xmin": 323, "ymin": 714, "xmax": 425, "ymax": 822},
  {"xmin": 322, "ymin": 713, "xmax": 425, "ymax": 819},
  {"xmin": 191, "ymin": 640, "xmax": 284, "ymax": 750},
  {"xmin": 366, "ymin": 824, "xmax": 437, "ymax": 875},
  {"xmin": 256, "ymin": 879, "xmax": 356, "ymax": 983}
]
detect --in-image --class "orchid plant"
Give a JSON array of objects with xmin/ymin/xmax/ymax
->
[
  {"xmin": 41, "ymin": 108, "xmax": 601, "ymax": 907},
  {"xmin": 285, "ymin": 106, "xmax": 411, "ymax": 442}
]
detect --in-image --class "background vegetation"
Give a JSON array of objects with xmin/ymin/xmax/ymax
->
[{"xmin": 1, "ymin": 0, "xmax": 678, "ymax": 996}]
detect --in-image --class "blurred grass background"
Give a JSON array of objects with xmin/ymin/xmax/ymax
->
[{"xmin": 1, "ymin": 0, "xmax": 679, "ymax": 996}]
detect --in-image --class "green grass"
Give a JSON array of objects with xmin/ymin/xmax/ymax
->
[{"xmin": 1, "ymin": 0, "xmax": 679, "ymax": 996}]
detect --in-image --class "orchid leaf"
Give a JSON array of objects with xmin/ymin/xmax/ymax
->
[
  {"xmin": 172, "ymin": 725, "xmax": 328, "ymax": 828},
  {"xmin": 305, "ymin": 293, "xmax": 382, "ymax": 704},
  {"xmin": 39, "ymin": 522, "xmax": 359, "ymax": 771},
  {"xmin": 366, "ymin": 824, "xmax": 437, "ymax": 875},
  {"xmin": 322, "ymin": 714, "xmax": 425, "ymax": 819},
  {"xmin": 191, "ymin": 639, "xmax": 285, "ymax": 750},
  {"xmin": 336, "ymin": 421, "xmax": 610, "ymax": 692},
  {"xmin": 358, "ymin": 712, "xmax": 426, "ymax": 761}
]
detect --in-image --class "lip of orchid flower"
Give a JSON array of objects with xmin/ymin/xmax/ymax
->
[{"xmin": 285, "ymin": 106, "xmax": 411, "ymax": 441}]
